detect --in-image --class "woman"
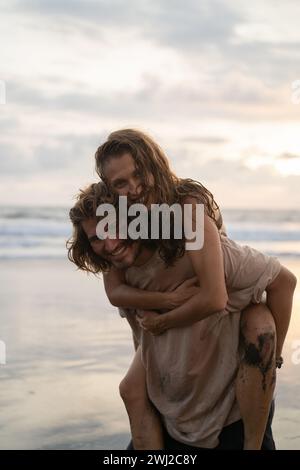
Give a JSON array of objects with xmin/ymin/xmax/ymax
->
[{"xmin": 91, "ymin": 129, "xmax": 295, "ymax": 449}]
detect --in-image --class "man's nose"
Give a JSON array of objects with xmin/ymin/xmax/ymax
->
[{"xmin": 104, "ymin": 237, "xmax": 121, "ymax": 253}]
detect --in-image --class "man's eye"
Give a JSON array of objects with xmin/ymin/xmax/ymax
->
[{"xmin": 91, "ymin": 238, "xmax": 102, "ymax": 245}]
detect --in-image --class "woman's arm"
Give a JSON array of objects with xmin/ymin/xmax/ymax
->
[
  {"xmin": 103, "ymin": 267, "xmax": 199, "ymax": 311},
  {"xmin": 140, "ymin": 207, "xmax": 228, "ymax": 334}
]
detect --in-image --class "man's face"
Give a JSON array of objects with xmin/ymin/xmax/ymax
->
[
  {"xmin": 82, "ymin": 217, "xmax": 141, "ymax": 269},
  {"xmin": 103, "ymin": 152, "xmax": 155, "ymax": 206}
]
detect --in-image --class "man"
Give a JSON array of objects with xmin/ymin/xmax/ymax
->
[{"xmin": 68, "ymin": 182, "xmax": 281, "ymax": 450}]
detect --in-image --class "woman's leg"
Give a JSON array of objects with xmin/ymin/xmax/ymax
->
[
  {"xmin": 236, "ymin": 303, "xmax": 276, "ymax": 450},
  {"xmin": 119, "ymin": 345, "xmax": 164, "ymax": 450}
]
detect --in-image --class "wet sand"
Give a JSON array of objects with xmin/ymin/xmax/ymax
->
[{"xmin": 0, "ymin": 258, "xmax": 299, "ymax": 449}]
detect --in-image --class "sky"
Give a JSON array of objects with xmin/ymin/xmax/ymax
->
[{"xmin": 0, "ymin": 0, "xmax": 300, "ymax": 208}]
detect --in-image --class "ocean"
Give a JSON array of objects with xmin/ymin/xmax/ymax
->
[{"xmin": 0, "ymin": 206, "xmax": 300, "ymax": 259}]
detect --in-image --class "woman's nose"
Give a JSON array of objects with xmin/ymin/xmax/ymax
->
[{"xmin": 128, "ymin": 180, "xmax": 142, "ymax": 199}]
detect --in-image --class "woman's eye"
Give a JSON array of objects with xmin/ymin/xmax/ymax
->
[{"xmin": 115, "ymin": 181, "xmax": 126, "ymax": 188}]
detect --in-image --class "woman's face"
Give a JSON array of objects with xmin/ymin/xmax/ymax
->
[{"xmin": 103, "ymin": 152, "xmax": 155, "ymax": 206}]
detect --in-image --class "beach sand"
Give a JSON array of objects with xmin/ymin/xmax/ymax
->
[{"xmin": 0, "ymin": 257, "xmax": 299, "ymax": 449}]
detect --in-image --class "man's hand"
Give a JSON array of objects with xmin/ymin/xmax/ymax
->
[{"xmin": 137, "ymin": 310, "xmax": 168, "ymax": 335}]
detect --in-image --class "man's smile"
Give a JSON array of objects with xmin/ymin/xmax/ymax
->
[{"xmin": 109, "ymin": 242, "xmax": 128, "ymax": 258}]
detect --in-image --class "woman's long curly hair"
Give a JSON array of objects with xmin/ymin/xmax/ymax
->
[
  {"xmin": 67, "ymin": 182, "xmax": 114, "ymax": 274},
  {"xmin": 95, "ymin": 129, "xmax": 223, "ymax": 265}
]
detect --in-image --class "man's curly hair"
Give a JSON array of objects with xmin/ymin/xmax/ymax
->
[{"xmin": 67, "ymin": 182, "xmax": 115, "ymax": 274}]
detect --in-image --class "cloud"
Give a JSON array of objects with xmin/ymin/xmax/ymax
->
[
  {"xmin": 181, "ymin": 136, "xmax": 229, "ymax": 145},
  {"xmin": 177, "ymin": 157, "xmax": 300, "ymax": 208},
  {"xmin": 7, "ymin": 73, "xmax": 293, "ymax": 123},
  {"xmin": 10, "ymin": 0, "xmax": 137, "ymax": 25},
  {"xmin": 0, "ymin": 142, "xmax": 30, "ymax": 175},
  {"xmin": 9, "ymin": 0, "xmax": 300, "ymax": 88},
  {"xmin": 4, "ymin": 2, "xmax": 298, "ymax": 119},
  {"xmin": 0, "ymin": 133, "xmax": 103, "ymax": 175},
  {"xmin": 0, "ymin": 117, "xmax": 19, "ymax": 131},
  {"xmin": 144, "ymin": 0, "xmax": 240, "ymax": 50},
  {"xmin": 1, "ymin": 0, "xmax": 300, "ymax": 208},
  {"xmin": 278, "ymin": 152, "xmax": 300, "ymax": 160},
  {"xmin": 11, "ymin": 0, "xmax": 239, "ymax": 48},
  {"xmin": 34, "ymin": 134, "xmax": 101, "ymax": 171}
]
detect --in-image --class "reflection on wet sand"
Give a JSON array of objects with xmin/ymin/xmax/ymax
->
[{"xmin": 0, "ymin": 259, "xmax": 132, "ymax": 450}]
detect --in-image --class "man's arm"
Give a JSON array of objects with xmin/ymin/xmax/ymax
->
[{"xmin": 266, "ymin": 266, "xmax": 297, "ymax": 358}]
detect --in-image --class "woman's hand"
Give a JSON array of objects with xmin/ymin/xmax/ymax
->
[
  {"xmin": 167, "ymin": 277, "xmax": 200, "ymax": 309},
  {"xmin": 137, "ymin": 310, "xmax": 168, "ymax": 335}
]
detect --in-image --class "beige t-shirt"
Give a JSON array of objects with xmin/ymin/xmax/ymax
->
[{"xmin": 120, "ymin": 235, "xmax": 281, "ymax": 448}]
